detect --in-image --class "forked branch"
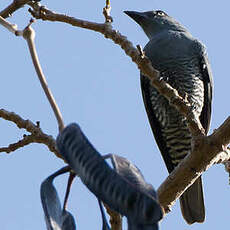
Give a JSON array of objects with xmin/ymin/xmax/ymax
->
[{"xmin": 0, "ymin": 109, "xmax": 60, "ymax": 157}]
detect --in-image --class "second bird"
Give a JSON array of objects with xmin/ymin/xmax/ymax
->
[{"xmin": 124, "ymin": 10, "xmax": 213, "ymax": 224}]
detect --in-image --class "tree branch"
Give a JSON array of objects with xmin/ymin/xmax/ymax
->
[
  {"xmin": 0, "ymin": 0, "xmax": 30, "ymax": 18},
  {"xmin": 28, "ymin": 3, "xmax": 204, "ymax": 137},
  {"xmin": 0, "ymin": 15, "xmax": 65, "ymax": 132},
  {"xmin": 0, "ymin": 15, "xmax": 22, "ymax": 35},
  {"xmin": 22, "ymin": 22, "xmax": 65, "ymax": 132},
  {"xmin": 103, "ymin": 203, "xmax": 122, "ymax": 230},
  {"xmin": 103, "ymin": 0, "xmax": 113, "ymax": 23},
  {"xmin": 0, "ymin": 109, "xmax": 60, "ymax": 158},
  {"xmin": 0, "ymin": 134, "xmax": 44, "ymax": 153},
  {"xmin": 157, "ymin": 116, "xmax": 230, "ymax": 212}
]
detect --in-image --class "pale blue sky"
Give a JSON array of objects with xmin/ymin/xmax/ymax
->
[{"xmin": 1, "ymin": 1, "xmax": 229, "ymax": 229}]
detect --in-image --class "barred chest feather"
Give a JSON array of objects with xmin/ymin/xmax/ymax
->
[{"xmin": 146, "ymin": 62, "xmax": 205, "ymax": 165}]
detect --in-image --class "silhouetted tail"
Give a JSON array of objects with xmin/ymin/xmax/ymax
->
[{"xmin": 180, "ymin": 176, "xmax": 205, "ymax": 224}]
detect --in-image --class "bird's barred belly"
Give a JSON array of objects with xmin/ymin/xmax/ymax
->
[{"xmin": 148, "ymin": 74, "xmax": 204, "ymax": 165}]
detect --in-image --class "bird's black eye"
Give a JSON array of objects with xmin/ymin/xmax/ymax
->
[{"xmin": 155, "ymin": 10, "xmax": 167, "ymax": 16}]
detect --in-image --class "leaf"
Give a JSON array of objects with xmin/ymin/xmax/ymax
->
[
  {"xmin": 56, "ymin": 123, "xmax": 163, "ymax": 226},
  {"xmin": 40, "ymin": 166, "xmax": 76, "ymax": 230},
  {"xmin": 61, "ymin": 210, "xmax": 76, "ymax": 230},
  {"xmin": 108, "ymin": 154, "xmax": 158, "ymax": 199},
  {"xmin": 107, "ymin": 154, "xmax": 161, "ymax": 230}
]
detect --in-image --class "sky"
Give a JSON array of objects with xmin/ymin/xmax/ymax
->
[{"xmin": 0, "ymin": 0, "xmax": 230, "ymax": 229}]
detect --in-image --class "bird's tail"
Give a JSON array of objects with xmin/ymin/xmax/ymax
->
[{"xmin": 179, "ymin": 176, "xmax": 205, "ymax": 224}]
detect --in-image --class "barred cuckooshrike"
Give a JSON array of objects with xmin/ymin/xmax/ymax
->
[{"xmin": 125, "ymin": 10, "xmax": 213, "ymax": 224}]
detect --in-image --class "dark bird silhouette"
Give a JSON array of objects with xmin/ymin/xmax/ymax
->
[{"xmin": 124, "ymin": 10, "xmax": 213, "ymax": 224}]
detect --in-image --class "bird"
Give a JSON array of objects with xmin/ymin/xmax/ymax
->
[{"xmin": 124, "ymin": 10, "xmax": 213, "ymax": 224}]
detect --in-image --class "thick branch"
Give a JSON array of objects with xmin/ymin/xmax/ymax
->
[
  {"xmin": 28, "ymin": 3, "xmax": 204, "ymax": 137},
  {"xmin": 209, "ymin": 117, "xmax": 230, "ymax": 147},
  {"xmin": 157, "ymin": 116, "xmax": 230, "ymax": 212},
  {"xmin": 0, "ymin": 0, "xmax": 30, "ymax": 18},
  {"xmin": 0, "ymin": 109, "xmax": 60, "ymax": 158}
]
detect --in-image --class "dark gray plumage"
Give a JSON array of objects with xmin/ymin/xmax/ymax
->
[{"xmin": 124, "ymin": 10, "xmax": 213, "ymax": 224}]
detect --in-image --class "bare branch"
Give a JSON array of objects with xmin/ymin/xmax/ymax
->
[
  {"xmin": 103, "ymin": 0, "xmax": 113, "ymax": 23},
  {"xmin": 22, "ymin": 22, "xmax": 65, "ymax": 132},
  {"xmin": 0, "ymin": 15, "xmax": 65, "ymax": 132},
  {"xmin": 0, "ymin": 15, "xmax": 22, "ymax": 35},
  {"xmin": 0, "ymin": 134, "xmax": 42, "ymax": 153},
  {"xmin": 215, "ymin": 148, "xmax": 230, "ymax": 164},
  {"xmin": 103, "ymin": 203, "xmax": 122, "ymax": 230},
  {"xmin": 63, "ymin": 172, "xmax": 76, "ymax": 210},
  {"xmin": 0, "ymin": 0, "xmax": 30, "ymax": 18},
  {"xmin": 157, "ymin": 116, "xmax": 230, "ymax": 213},
  {"xmin": 28, "ymin": 3, "xmax": 204, "ymax": 137},
  {"xmin": 0, "ymin": 109, "xmax": 60, "ymax": 158},
  {"xmin": 209, "ymin": 117, "xmax": 230, "ymax": 147}
]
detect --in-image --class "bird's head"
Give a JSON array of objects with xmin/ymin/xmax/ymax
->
[{"xmin": 124, "ymin": 10, "xmax": 187, "ymax": 39}]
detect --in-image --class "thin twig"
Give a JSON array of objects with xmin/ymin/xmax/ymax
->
[
  {"xmin": 0, "ymin": 109, "xmax": 60, "ymax": 157},
  {"xmin": 103, "ymin": 0, "xmax": 113, "ymax": 23},
  {"xmin": 0, "ymin": 134, "xmax": 43, "ymax": 153},
  {"xmin": 0, "ymin": 15, "xmax": 65, "ymax": 132},
  {"xmin": 22, "ymin": 21, "xmax": 65, "ymax": 132},
  {"xmin": 63, "ymin": 172, "xmax": 76, "ymax": 210},
  {"xmin": 0, "ymin": 15, "xmax": 22, "ymax": 35}
]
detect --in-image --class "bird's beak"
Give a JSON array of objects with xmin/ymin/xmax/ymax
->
[{"xmin": 124, "ymin": 11, "xmax": 146, "ymax": 25}]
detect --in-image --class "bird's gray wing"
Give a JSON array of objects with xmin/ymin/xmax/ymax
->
[
  {"xmin": 140, "ymin": 74, "xmax": 175, "ymax": 173},
  {"xmin": 199, "ymin": 53, "xmax": 213, "ymax": 134},
  {"xmin": 140, "ymin": 54, "xmax": 213, "ymax": 172}
]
